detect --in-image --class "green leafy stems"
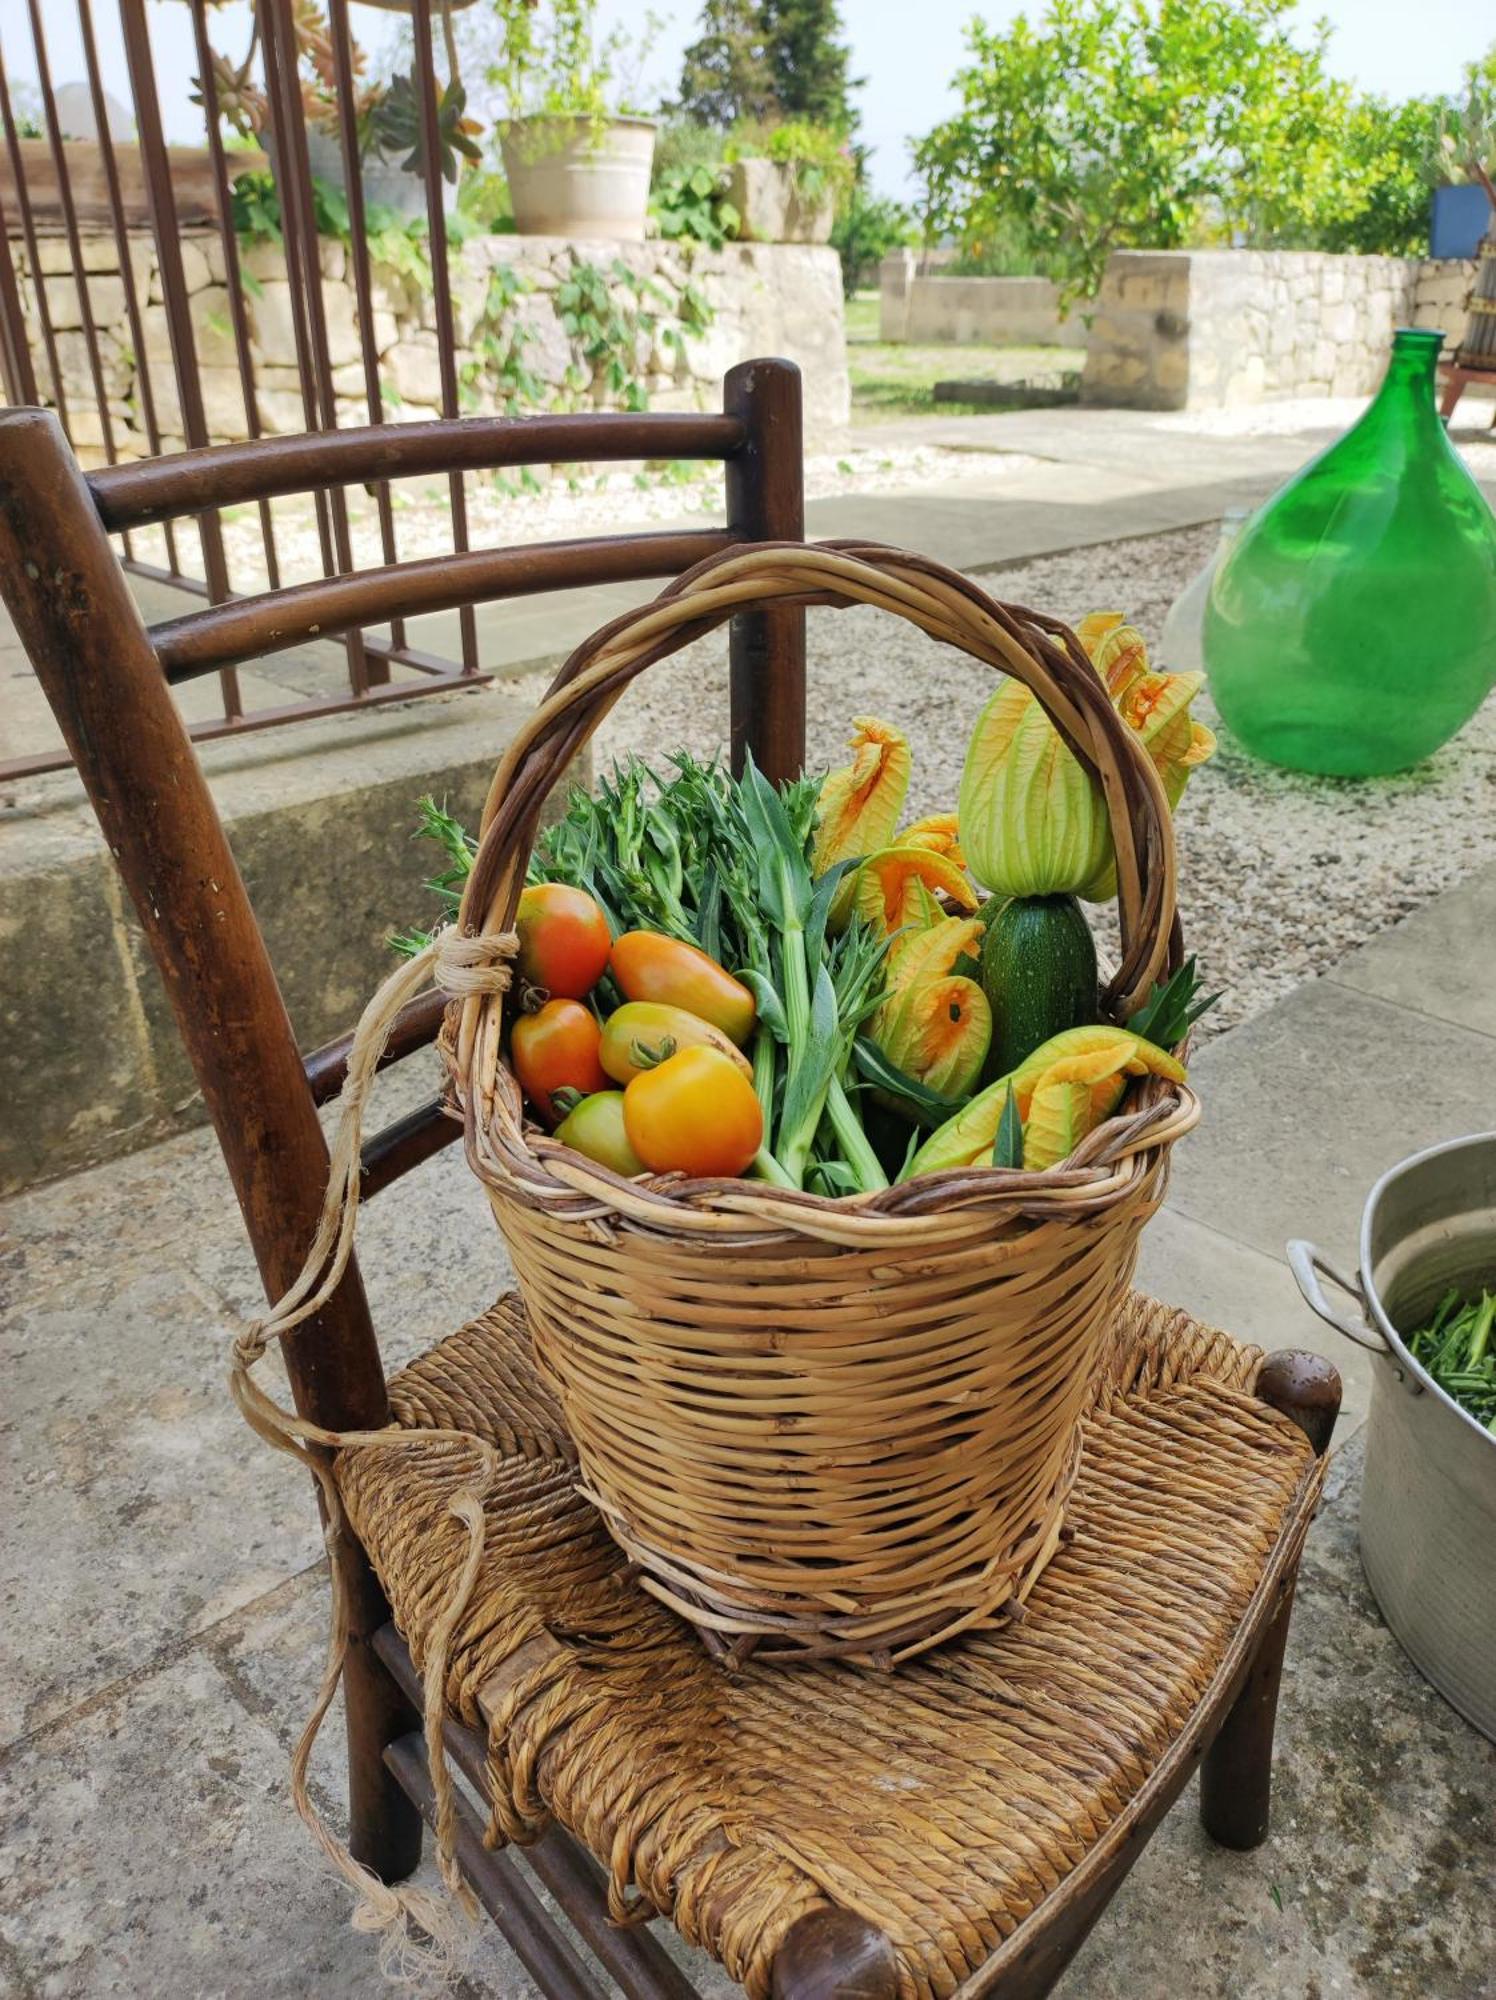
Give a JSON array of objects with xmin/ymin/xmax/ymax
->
[
  {"xmin": 531, "ymin": 752, "xmax": 892, "ymax": 1194},
  {"xmin": 1409, "ymin": 1288, "xmax": 1496, "ymax": 1431}
]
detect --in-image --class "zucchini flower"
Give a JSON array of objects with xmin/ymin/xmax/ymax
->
[
  {"xmin": 853, "ymin": 845, "xmax": 977, "ymax": 936},
  {"xmin": 872, "ymin": 915, "xmax": 991, "ymax": 1098},
  {"xmin": 898, "ymin": 812, "xmax": 965, "ymax": 864},
  {"xmin": 812, "ymin": 717, "xmax": 912, "ymax": 877},
  {"xmin": 1077, "ymin": 612, "xmax": 1217, "ymax": 813},
  {"xmin": 958, "ymin": 616, "xmax": 1216, "ymax": 902},
  {"xmin": 902, "ymin": 1024, "xmax": 1186, "ymax": 1178}
]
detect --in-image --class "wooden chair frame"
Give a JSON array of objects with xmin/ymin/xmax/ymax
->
[{"xmin": 0, "ymin": 361, "xmax": 1339, "ymax": 2000}]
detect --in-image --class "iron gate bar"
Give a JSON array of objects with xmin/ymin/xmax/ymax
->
[
  {"xmin": 327, "ymin": 0, "xmax": 405, "ymax": 656},
  {"xmin": 0, "ymin": 37, "xmax": 70, "ymax": 428},
  {"xmin": 410, "ymin": 0, "xmax": 479, "ymax": 676},
  {"xmin": 88, "ymin": 412, "xmax": 749, "ymax": 526},
  {"xmin": 187, "ymin": 0, "xmax": 282, "ymax": 595},
  {"xmin": 0, "ymin": 181, "xmax": 36, "ymax": 406},
  {"xmin": 253, "ymin": 0, "xmax": 338, "ymax": 582},
  {"xmin": 74, "ymin": 0, "xmax": 181, "ymax": 578},
  {"xmin": 117, "ymin": 0, "xmax": 243, "ymax": 722},
  {"xmin": 1, "ymin": 671, "xmax": 495, "ymax": 785},
  {"xmin": 25, "ymin": 0, "xmax": 123, "ymax": 492},
  {"xmin": 258, "ymin": 0, "xmax": 371, "ymax": 697}
]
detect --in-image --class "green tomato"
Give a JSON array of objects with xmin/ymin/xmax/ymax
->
[{"xmin": 552, "ymin": 1090, "xmax": 646, "ymax": 1178}]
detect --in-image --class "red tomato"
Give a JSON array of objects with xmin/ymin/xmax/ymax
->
[
  {"xmin": 609, "ymin": 932, "xmax": 757, "ymax": 1045},
  {"xmin": 510, "ymin": 999, "xmax": 608, "ymax": 1126},
  {"xmin": 623, "ymin": 1047, "xmax": 763, "ymax": 1178},
  {"xmin": 515, "ymin": 884, "xmax": 611, "ymax": 999}
]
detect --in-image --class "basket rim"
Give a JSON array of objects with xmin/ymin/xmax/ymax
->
[{"xmin": 447, "ymin": 537, "xmax": 1196, "ymax": 1243}]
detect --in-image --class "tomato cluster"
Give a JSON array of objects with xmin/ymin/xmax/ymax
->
[{"xmin": 507, "ymin": 888, "xmax": 763, "ymax": 1181}]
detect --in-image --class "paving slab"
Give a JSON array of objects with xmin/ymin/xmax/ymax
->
[
  {"xmin": 1134, "ymin": 1206, "xmax": 1374, "ymax": 1441},
  {"xmin": 1328, "ymin": 856, "xmax": 1496, "ymax": 1043},
  {"xmin": 0, "ymin": 1641, "xmax": 554, "ymax": 2000},
  {"xmin": 1167, "ymin": 979, "xmax": 1496, "ymax": 1268},
  {"xmin": 0, "ymin": 1245, "xmax": 320, "ymax": 1749},
  {"xmin": 1060, "ymin": 1435, "xmax": 1496, "ymax": 2000}
]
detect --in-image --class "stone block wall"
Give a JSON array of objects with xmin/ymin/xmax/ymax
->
[
  {"xmin": 5, "ymin": 228, "xmax": 850, "ymax": 455},
  {"xmin": 879, "ymin": 249, "xmax": 1088, "ymax": 346},
  {"xmin": 1082, "ymin": 249, "xmax": 1476, "ymax": 411}
]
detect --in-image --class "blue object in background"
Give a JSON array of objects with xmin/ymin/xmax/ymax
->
[{"xmin": 1431, "ymin": 183, "xmax": 1494, "ymax": 259}]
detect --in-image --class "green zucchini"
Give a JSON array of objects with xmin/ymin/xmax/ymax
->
[{"xmin": 979, "ymin": 893, "xmax": 1099, "ymax": 1077}]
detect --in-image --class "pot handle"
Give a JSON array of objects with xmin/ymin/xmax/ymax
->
[{"xmin": 1287, "ymin": 1239, "xmax": 1390, "ymax": 1353}]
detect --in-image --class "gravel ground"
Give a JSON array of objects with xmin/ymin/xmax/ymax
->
[{"xmin": 532, "ymin": 521, "xmax": 1496, "ymax": 1043}]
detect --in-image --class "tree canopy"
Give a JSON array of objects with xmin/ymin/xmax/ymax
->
[
  {"xmin": 676, "ymin": 0, "xmax": 859, "ymax": 135},
  {"xmin": 913, "ymin": 0, "xmax": 1488, "ymax": 300}
]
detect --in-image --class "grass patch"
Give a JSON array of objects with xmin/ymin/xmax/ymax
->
[{"xmin": 844, "ymin": 289, "xmax": 1083, "ymax": 424}]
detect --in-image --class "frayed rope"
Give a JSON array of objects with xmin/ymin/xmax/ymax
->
[{"xmin": 229, "ymin": 926, "xmax": 517, "ymax": 1987}]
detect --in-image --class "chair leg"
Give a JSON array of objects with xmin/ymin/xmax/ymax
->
[
  {"xmin": 1198, "ymin": 1570, "xmax": 1297, "ymax": 1851},
  {"xmin": 1199, "ymin": 1347, "xmax": 1340, "ymax": 1852},
  {"xmin": 342, "ymin": 1542, "xmax": 424, "ymax": 1883},
  {"xmin": 1440, "ymin": 367, "xmax": 1467, "ymax": 422}
]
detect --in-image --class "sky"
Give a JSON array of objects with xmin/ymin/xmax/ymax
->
[{"xmin": 6, "ymin": 0, "xmax": 1488, "ymax": 203}]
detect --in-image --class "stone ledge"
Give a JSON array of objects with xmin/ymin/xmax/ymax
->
[{"xmin": 0, "ymin": 672, "xmax": 573, "ymax": 1194}]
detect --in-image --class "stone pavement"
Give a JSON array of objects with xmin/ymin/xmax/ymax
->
[{"xmin": 3, "ymin": 857, "xmax": 1495, "ymax": 1998}]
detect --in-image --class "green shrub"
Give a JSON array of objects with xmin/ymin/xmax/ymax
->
[
  {"xmin": 830, "ymin": 186, "xmax": 913, "ymax": 295},
  {"xmin": 651, "ymin": 164, "xmax": 742, "ymax": 249},
  {"xmin": 724, "ymin": 117, "xmax": 855, "ymax": 205}
]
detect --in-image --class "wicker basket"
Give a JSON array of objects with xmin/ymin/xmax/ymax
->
[{"xmin": 448, "ymin": 541, "xmax": 1200, "ymax": 1665}]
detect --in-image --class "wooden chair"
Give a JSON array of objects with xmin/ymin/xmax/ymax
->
[{"xmin": 0, "ymin": 363, "xmax": 1341, "ymax": 2000}]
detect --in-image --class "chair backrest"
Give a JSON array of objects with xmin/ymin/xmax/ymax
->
[{"xmin": 0, "ymin": 360, "xmax": 806, "ymax": 1434}]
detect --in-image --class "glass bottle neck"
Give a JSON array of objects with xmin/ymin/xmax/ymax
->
[{"xmin": 1373, "ymin": 331, "xmax": 1443, "ymax": 405}]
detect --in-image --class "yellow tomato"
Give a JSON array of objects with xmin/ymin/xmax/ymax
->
[
  {"xmin": 622, "ymin": 1047, "xmax": 763, "ymax": 1178},
  {"xmin": 599, "ymin": 1001, "xmax": 753, "ymax": 1085}
]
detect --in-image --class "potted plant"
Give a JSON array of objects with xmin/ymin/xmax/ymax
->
[
  {"xmin": 200, "ymin": 2, "xmax": 481, "ymax": 225},
  {"xmin": 722, "ymin": 120, "xmax": 854, "ymax": 246},
  {"xmin": 490, "ymin": 0, "xmax": 659, "ymax": 241}
]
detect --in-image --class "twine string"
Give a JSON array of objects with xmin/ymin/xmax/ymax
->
[{"xmin": 228, "ymin": 926, "xmax": 517, "ymax": 1981}]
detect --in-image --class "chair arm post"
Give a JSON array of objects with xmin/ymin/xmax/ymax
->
[
  {"xmin": 1256, "ymin": 1349, "xmax": 1343, "ymax": 1457},
  {"xmin": 724, "ymin": 356, "xmax": 806, "ymax": 785},
  {"xmin": 770, "ymin": 1909, "xmax": 899, "ymax": 2000}
]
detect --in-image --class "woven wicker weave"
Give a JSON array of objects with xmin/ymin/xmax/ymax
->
[
  {"xmin": 342, "ymin": 1289, "xmax": 1322, "ymax": 2000},
  {"xmin": 447, "ymin": 542, "xmax": 1201, "ymax": 1663}
]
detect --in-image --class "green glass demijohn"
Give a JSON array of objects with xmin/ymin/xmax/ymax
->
[{"xmin": 1203, "ymin": 329, "xmax": 1496, "ymax": 776}]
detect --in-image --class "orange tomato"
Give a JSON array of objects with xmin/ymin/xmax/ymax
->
[
  {"xmin": 609, "ymin": 932, "xmax": 756, "ymax": 1045},
  {"xmin": 599, "ymin": 1001, "xmax": 753, "ymax": 1085},
  {"xmin": 553, "ymin": 1091, "xmax": 646, "ymax": 1177},
  {"xmin": 623, "ymin": 1047, "xmax": 763, "ymax": 1178},
  {"xmin": 515, "ymin": 883, "xmax": 611, "ymax": 999},
  {"xmin": 510, "ymin": 998, "xmax": 608, "ymax": 1125}
]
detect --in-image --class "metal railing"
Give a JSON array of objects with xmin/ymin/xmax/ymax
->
[{"xmin": 0, "ymin": 0, "xmax": 492, "ymax": 780}]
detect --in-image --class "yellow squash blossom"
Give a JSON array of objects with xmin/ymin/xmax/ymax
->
[
  {"xmin": 898, "ymin": 812, "xmax": 965, "ymax": 865},
  {"xmin": 872, "ymin": 915, "xmax": 991, "ymax": 1098},
  {"xmin": 812, "ymin": 717, "xmax": 912, "ymax": 876},
  {"xmin": 852, "ymin": 846, "xmax": 977, "ymax": 936},
  {"xmin": 958, "ymin": 616, "xmax": 1216, "ymax": 901},
  {"xmin": 902, "ymin": 1024, "xmax": 1186, "ymax": 1178}
]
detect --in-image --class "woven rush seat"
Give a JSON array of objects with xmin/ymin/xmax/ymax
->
[{"xmin": 338, "ymin": 1291, "xmax": 1323, "ymax": 2000}]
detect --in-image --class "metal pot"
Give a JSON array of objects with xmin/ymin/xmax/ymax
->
[{"xmin": 1289, "ymin": 1130, "xmax": 1496, "ymax": 1741}]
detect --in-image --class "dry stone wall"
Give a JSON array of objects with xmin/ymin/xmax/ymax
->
[
  {"xmin": 1081, "ymin": 249, "xmax": 1476, "ymax": 411},
  {"xmin": 879, "ymin": 251, "xmax": 1089, "ymax": 346},
  {"xmin": 6, "ymin": 228, "xmax": 850, "ymax": 456}
]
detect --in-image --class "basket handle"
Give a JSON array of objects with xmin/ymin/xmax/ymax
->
[{"xmin": 452, "ymin": 540, "xmax": 1180, "ymax": 1056}]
